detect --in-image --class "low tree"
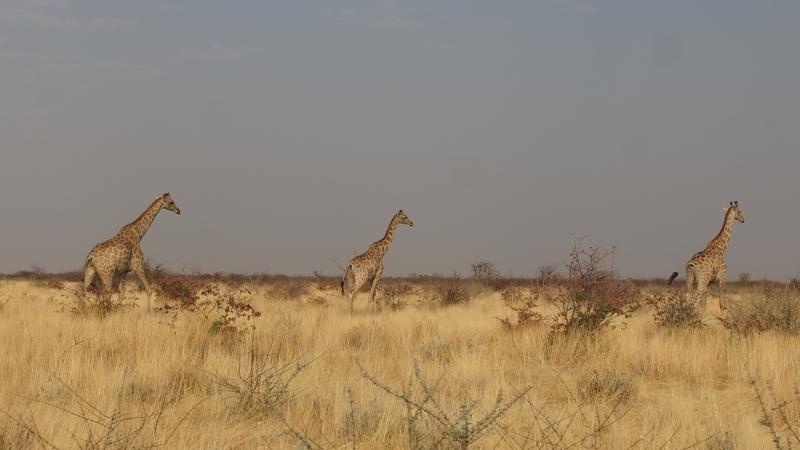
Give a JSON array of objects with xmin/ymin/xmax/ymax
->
[{"xmin": 470, "ymin": 261, "xmax": 498, "ymax": 281}]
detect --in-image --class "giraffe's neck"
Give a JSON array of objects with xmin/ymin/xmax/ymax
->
[
  {"xmin": 120, "ymin": 198, "xmax": 164, "ymax": 244},
  {"xmin": 707, "ymin": 208, "xmax": 736, "ymax": 254},
  {"xmin": 373, "ymin": 214, "xmax": 400, "ymax": 256}
]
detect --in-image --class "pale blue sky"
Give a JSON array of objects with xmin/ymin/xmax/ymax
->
[{"xmin": 1, "ymin": 1, "xmax": 799, "ymax": 278}]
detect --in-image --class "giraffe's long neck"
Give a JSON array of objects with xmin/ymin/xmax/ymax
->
[
  {"xmin": 374, "ymin": 214, "xmax": 400, "ymax": 256},
  {"xmin": 707, "ymin": 208, "xmax": 736, "ymax": 254},
  {"xmin": 122, "ymin": 198, "xmax": 164, "ymax": 244}
]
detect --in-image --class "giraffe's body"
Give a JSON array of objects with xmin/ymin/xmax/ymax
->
[
  {"xmin": 83, "ymin": 193, "xmax": 181, "ymax": 311},
  {"xmin": 683, "ymin": 201, "xmax": 744, "ymax": 310},
  {"xmin": 341, "ymin": 210, "xmax": 413, "ymax": 313}
]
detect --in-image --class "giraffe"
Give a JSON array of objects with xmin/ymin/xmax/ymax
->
[
  {"xmin": 680, "ymin": 201, "xmax": 745, "ymax": 311},
  {"xmin": 341, "ymin": 210, "xmax": 414, "ymax": 313},
  {"xmin": 83, "ymin": 193, "xmax": 181, "ymax": 312}
]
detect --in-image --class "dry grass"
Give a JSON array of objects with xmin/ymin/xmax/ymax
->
[{"xmin": 0, "ymin": 277, "xmax": 799, "ymax": 449}]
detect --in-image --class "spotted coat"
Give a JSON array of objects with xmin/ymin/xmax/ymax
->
[
  {"xmin": 341, "ymin": 210, "xmax": 413, "ymax": 312},
  {"xmin": 83, "ymin": 193, "xmax": 181, "ymax": 311},
  {"xmin": 684, "ymin": 201, "xmax": 744, "ymax": 310}
]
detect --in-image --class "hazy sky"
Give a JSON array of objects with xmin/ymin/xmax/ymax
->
[{"xmin": 1, "ymin": 0, "xmax": 799, "ymax": 279}]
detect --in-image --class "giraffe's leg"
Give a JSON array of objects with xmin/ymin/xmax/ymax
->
[
  {"xmin": 342, "ymin": 266, "xmax": 355, "ymax": 314},
  {"xmin": 110, "ymin": 274, "xmax": 117, "ymax": 297},
  {"xmin": 347, "ymin": 291, "xmax": 356, "ymax": 314},
  {"xmin": 689, "ymin": 265, "xmax": 707, "ymax": 309},
  {"xmin": 97, "ymin": 273, "xmax": 113, "ymax": 306},
  {"xmin": 116, "ymin": 274, "xmax": 126, "ymax": 303},
  {"xmin": 696, "ymin": 277, "xmax": 710, "ymax": 311},
  {"xmin": 82, "ymin": 263, "xmax": 96, "ymax": 303},
  {"xmin": 717, "ymin": 266, "xmax": 727, "ymax": 312},
  {"xmin": 716, "ymin": 281, "xmax": 726, "ymax": 312},
  {"xmin": 685, "ymin": 266, "xmax": 701, "ymax": 307},
  {"xmin": 716, "ymin": 278, "xmax": 727, "ymax": 312},
  {"xmin": 685, "ymin": 267, "xmax": 696, "ymax": 292},
  {"xmin": 368, "ymin": 264, "xmax": 384, "ymax": 310},
  {"xmin": 132, "ymin": 268, "xmax": 153, "ymax": 312},
  {"xmin": 131, "ymin": 249, "xmax": 153, "ymax": 312}
]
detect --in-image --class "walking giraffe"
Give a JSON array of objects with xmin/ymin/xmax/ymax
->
[
  {"xmin": 341, "ymin": 210, "xmax": 414, "ymax": 313},
  {"xmin": 675, "ymin": 201, "xmax": 745, "ymax": 311},
  {"xmin": 83, "ymin": 193, "xmax": 181, "ymax": 312}
]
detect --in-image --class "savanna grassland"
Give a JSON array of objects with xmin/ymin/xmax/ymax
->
[{"xmin": 1, "ymin": 269, "xmax": 800, "ymax": 450}]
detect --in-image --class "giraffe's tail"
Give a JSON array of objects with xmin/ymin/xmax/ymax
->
[{"xmin": 667, "ymin": 271, "xmax": 679, "ymax": 285}]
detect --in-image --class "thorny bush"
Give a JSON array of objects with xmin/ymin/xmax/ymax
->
[
  {"xmin": 204, "ymin": 335, "xmax": 309, "ymax": 416},
  {"xmin": 720, "ymin": 284, "xmax": 800, "ymax": 335},
  {"xmin": 266, "ymin": 277, "xmax": 309, "ymax": 300},
  {"xmin": 154, "ymin": 278, "xmax": 261, "ymax": 335},
  {"xmin": 551, "ymin": 238, "xmax": 643, "ymax": 334},
  {"xmin": 428, "ymin": 279, "xmax": 472, "ymax": 307},
  {"xmin": 650, "ymin": 290, "xmax": 705, "ymax": 329},
  {"xmin": 499, "ymin": 286, "xmax": 543, "ymax": 329},
  {"xmin": 381, "ymin": 283, "xmax": 415, "ymax": 310},
  {"xmin": 203, "ymin": 285, "xmax": 261, "ymax": 336},
  {"xmin": 157, "ymin": 275, "xmax": 205, "ymax": 308}
]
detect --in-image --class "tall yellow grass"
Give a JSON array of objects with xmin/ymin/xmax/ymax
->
[{"xmin": 0, "ymin": 279, "xmax": 796, "ymax": 449}]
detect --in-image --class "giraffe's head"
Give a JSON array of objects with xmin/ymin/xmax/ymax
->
[
  {"xmin": 161, "ymin": 193, "xmax": 181, "ymax": 215},
  {"xmin": 396, "ymin": 210, "xmax": 414, "ymax": 227},
  {"xmin": 728, "ymin": 201, "xmax": 744, "ymax": 223}
]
